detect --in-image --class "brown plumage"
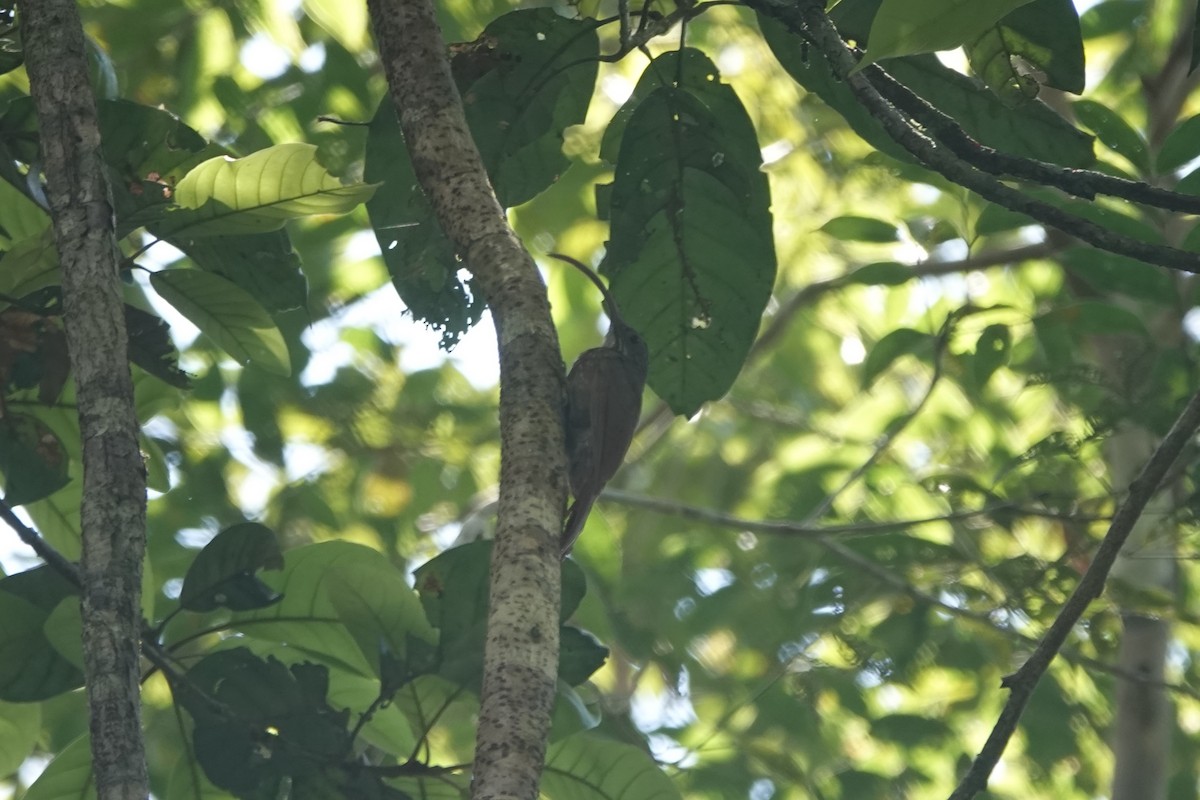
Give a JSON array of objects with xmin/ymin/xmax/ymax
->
[{"xmin": 550, "ymin": 254, "xmax": 649, "ymax": 556}]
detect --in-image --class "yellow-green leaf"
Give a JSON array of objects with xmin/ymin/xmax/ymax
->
[{"xmin": 166, "ymin": 142, "xmax": 377, "ymax": 235}]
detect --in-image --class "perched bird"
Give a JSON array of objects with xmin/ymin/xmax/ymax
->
[{"xmin": 550, "ymin": 254, "xmax": 649, "ymax": 557}]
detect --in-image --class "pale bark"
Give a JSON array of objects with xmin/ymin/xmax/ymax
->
[
  {"xmin": 366, "ymin": 2, "xmax": 568, "ymax": 799},
  {"xmin": 21, "ymin": 1, "xmax": 149, "ymax": 798}
]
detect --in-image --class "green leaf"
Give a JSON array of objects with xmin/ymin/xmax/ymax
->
[
  {"xmin": 42, "ymin": 598, "xmax": 84, "ymax": 669},
  {"xmin": 165, "ymin": 230, "xmax": 307, "ymax": 314},
  {"xmin": 862, "ymin": 328, "xmax": 936, "ymax": 387},
  {"xmin": 971, "ymin": 324, "xmax": 1011, "ymax": 390},
  {"xmin": 0, "ymin": 413, "xmax": 70, "ymax": 506},
  {"xmin": 549, "ymin": 681, "xmax": 602, "ymax": 741},
  {"xmin": 820, "ymin": 215, "xmax": 899, "ymax": 243},
  {"xmin": 324, "ymin": 555, "xmax": 438, "ymax": 681},
  {"xmin": 846, "ymin": 261, "xmax": 913, "ymax": 285},
  {"xmin": 761, "ymin": 18, "xmax": 1094, "ymax": 168},
  {"xmin": 364, "ymin": 99, "xmax": 484, "ymax": 349},
  {"xmin": 302, "ymin": 0, "xmax": 369, "ymax": 51},
  {"xmin": 150, "ymin": 268, "xmax": 291, "ymax": 376},
  {"xmin": 179, "ymin": 522, "xmax": 284, "ymax": 612},
  {"xmin": 0, "ymin": 174, "xmax": 49, "ymax": 249},
  {"xmin": 163, "ymin": 142, "xmax": 377, "ymax": 236},
  {"xmin": 413, "ymin": 541, "xmax": 589, "ymax": 689},
  {"xmin": 964, "ymin": 0, "xmax": 1085, "ymax": 99},
  {"xmin": 1060, "ymin": 248, "xmax": 1178, "ymax": 302},
  {"xmin": 1073, "ymin": 99, "xmax": 1150, "ymax": 173},
  {"xmin": 231, "ymin": 541, "xmax": 415, "ymax": 677},
  {"xmin": 543, "ymin": 734, "xmax": 682, "ymax": 800},
  {"xmin": 365, "ymin": 9, "xmax": 598, "ymax": 347},
  {"xmin": 1036, "ymin": 301, "xmax": 1148, "ymax": 336},
  {"xmin": 0, "ymin": 228, "xmax": 59, "ymax": 306},
  {"xmin": 858, "ymin": 0, "xmax": 1038, "ymax": 69},
  {"xmin": 460, "ymin": 9, "xmax": 600, "ymax": 208},
  {"xmin": 181, "ymin": 649, "xmax": 352, "ymax": 799},
  {"xmin": 1157, "ymin": 114, "xmax": 1200, "ymax": 174},
  {"xmin": 125, "ymin": 304, "xmax": 190, "ymax": 389},
  {"xmin": 603, "ymin": 51, "xmax": 775, "ymax": 417},
  {"xmin": 1193, "ymin": 7, "xmax": 1200, "ymax": 73},
  {"xmin": 0, "ymin": 567, "xmax": 83, "ymax": 702},
  {"xmin": 23, "ymin": 733, "xmax": 95, "ymax": 800},
  {"xmin": 558, "ymin": 626, "xmax": 608, "ymax": 686},
  {"xmin": 0, "ymin": 699, "xmax": 40, "ymax": 777}
]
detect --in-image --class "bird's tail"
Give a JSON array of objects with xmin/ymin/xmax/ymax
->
[{"xmin": 561, "ymin": 497, "xmax": 595, "ymax": 558}]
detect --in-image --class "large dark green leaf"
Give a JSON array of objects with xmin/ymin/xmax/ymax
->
[
  {"xmin": 181, "ymin": 649, "xmax": 353, "ymax": 800},
  {"xmin": 965, "ymin": 0, "xmax": 1085, "ymax": 98},
  {"xmin": 180, "ymin": 522, "xmax": 284, "ymax": 612},
  {"xmin": 0, "ymin": 413, "xmax": 70, "ymax": 506},
  {"xmin": 413, "ymin": 540, "xmax": 591, "ymax": 688},
  {"xmin": 165, "ymin": 230, "xmax": 307, "ymax": 314},
  {"xmin": 364, "ymin": 100, "xmax": 482, "ymax": 349},
  {"xmin": 602, "ymin": 53, "xmax": 775, "ymax": 417},
  {"xmin": 460, "ymin": 8, "xmax": 599, "ymax": 208},
  {"xmin": 0, "ymin": 566, "xmax": 83, "ymax": 701},
  {"xmin": 763, "ymin": 13, "xmax": 1094, "ymax": 168},
  {"xmin": 365, "ymin": 8, "xmax": 598, "ymax": 346},
  {"xmin": 857, "ymin": 0, "xmax": 1037, "ymax": 68}
]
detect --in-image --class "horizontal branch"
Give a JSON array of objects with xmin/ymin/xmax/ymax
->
[{"xmin": 603, "ymin": 490, "xmax": 1110, "ymax": 538}]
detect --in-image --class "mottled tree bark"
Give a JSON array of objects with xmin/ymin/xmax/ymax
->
[
  {"xmin": 366, "ymin": 2, "xmax": 568, "ymax": 799},
  {"xmin": 22, "ymin": 2, "xmax": 149, "ymax": 798}
]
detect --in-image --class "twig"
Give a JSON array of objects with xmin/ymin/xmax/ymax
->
[
  {"xmin": 746, "ymin": 0, "xmax": 1200, "ymax": 274},
  {"xmin": 603, "ymin": 490, "xmax": 1111, "ymax": 538},
  {"xmin": 803, "ymin": 320, "xmax": 948, "ymax": 526},
  {"xmin": 948, "ymin": 387, "xmax": 1200, "ymax": 800},
  {"xmin": 0, "ymin": 495, "xmax": 81, "ymax": 587}
]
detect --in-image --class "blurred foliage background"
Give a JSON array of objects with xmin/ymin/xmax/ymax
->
[{"xmin": 5, "ymin": 0, "xmax": 1200, "ymax": 798}]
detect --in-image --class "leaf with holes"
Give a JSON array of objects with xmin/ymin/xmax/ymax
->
[
  {"xmin": 180, "ymin": 522, "xmax": 284, "ymax": 612},
  {"xmin": 150, "ymin": 268, "xmax": 290, "ymax": 376},
  {"xmin": 857, "ymin": 0, "xmax": 1038, "ymax": 69},
  {"xmin": 603, "ymin": 57, "xmax": 774, "ymax": 417},
  {"xmin": 964, "ymin": 0, "xmax": 1085, "ymax": 99}
]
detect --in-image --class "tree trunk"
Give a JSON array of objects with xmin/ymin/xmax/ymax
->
[
  {"xmin": 366, "ymin": 1, "xmax": 569, "ymax": 798},
  {"xmin": 22, "ymin": 1, "xmax": 150, "ymax": 798}
]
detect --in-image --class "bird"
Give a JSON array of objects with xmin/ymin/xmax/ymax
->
[{"xmin": 549, "ymin": 253, "xmax": 649, "ymax": 557}]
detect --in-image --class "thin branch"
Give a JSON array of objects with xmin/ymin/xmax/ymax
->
[
  {"xmin": 0, "ymin": 496, "xmax": 81, "ymax": 586},
  {"xmin": 746, "ymin": 0, "xmax": 1200, "ymax": 274},
  {"xmin": 607, "ymin": 490, "xmax": 1197, "ymax": 699},
  {"xmin": 604, "ymin": 489, "xmax": 1111, "ymax": 538},
  {"xmin": 630, "ymin": 237, "xmax": 1059, "ymax": 458},
  {"xmin": 750, "ymin": 238, "xmax": 1063, "ymax": 359},
  {"xmin": 949, "ymin": 387, "xmax": 1200, "ymax": 800},
  {"xmin": 802, "ymin": 321, "xmax": 948, "ymax": 525}
]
